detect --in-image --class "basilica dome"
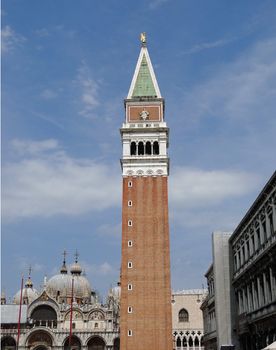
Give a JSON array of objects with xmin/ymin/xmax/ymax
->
[
  {"xmin": 14, "ymin": 277, "xmax": 39, "ymax": 305},
  {"xmin": 46, "ymin": 254, "xmax": 91, "ymax": 302}
]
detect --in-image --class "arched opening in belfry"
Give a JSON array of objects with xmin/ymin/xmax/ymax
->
[
  {"xmin": 145, "ymin": 141, "xmax": 152, "ymax": 155},
  {"xmin": 153, "ymin": 141, "xmax": 159, "ymax": 155},
  {"xmin": 138, "ymin": 141, "xmax": 144, "ymax": 155},
  {"xmin": 1, "ymin": 336, "xmax": 16, "ymax": 350},
  {"xmin": 130, "ymin": 142, "xmax": 137, "ymax": 155},
  {"xmin": 87, "ymin": 336, "xmax": 106, "ymax": 350}
]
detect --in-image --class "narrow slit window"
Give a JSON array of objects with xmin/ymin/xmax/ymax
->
[
  {"xmin": 128, "ymin": 306, "xmax": 133, "ymax": 313},
  {"xmin": 128, "ymin": 330, "xmax": 133, "ymax": 336},
  {"xmin": 128, "ymin": 181, "xmax": 132, "ymax": 188},
  {"xmin": 128, "ymin": 200, "xmax": 132, "ymax": 207},
  {"xmin": 128, "ymin": 284, "xmax": 132, "ymax": 290},
  {"xmin": 128, "ymin": 261, "xmax": 133, "ymax": 268},
  {"xmin": 128, "ymin": 240, "xmax": 133, "ymax": 247},
  {"xmin": 128, "ymin": 220, "xmax": 132, "ymax": 227}
]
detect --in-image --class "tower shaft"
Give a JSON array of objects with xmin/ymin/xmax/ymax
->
[{"xmin": 120, "ymin": 38, "xmax": 173, "ymax": 350}]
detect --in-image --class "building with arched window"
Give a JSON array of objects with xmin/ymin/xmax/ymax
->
[{"xmin": 172, "ymin": 290, "xmax": 206, "ymax": 350}]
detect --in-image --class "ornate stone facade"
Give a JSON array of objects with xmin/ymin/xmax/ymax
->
[
  {"xmin": 201, "ymin": 171, "xmax": 276, "ymax": 350},
  {"xmin": 1, "ymin": 258, "xmax": 120, "ymax": 350},
  {"xmin": 230, "ymin": 171, "xmax": 276, "ymax": 350}
]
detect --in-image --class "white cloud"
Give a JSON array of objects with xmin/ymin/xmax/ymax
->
[
  {"xmin": 76, "ymin": 63, "xmax": 100, "ymax": 118},
  {"xmin": 15, "ymin": 256, "xmax": 44, "ymax": 275},
  {"xmin": 3, "ymin": 139, "xmax": 120, "ymax": 221},
  {"xmin": 35, "ymin": 28, "xmax": 50, "ymax": 37},
  {"xmin": 11, "ymin": 139, "xmax": 60, "ymax": 156},
  {"xmin": 182, "ymin": 38, "xmax": 234, "ymax": 55},
  {"xmin": 82, "ymin": 261, "xmax": 115, "ymax": 276},
  {"xmin": 170, "ymin": 167, "xmax": 259, "ymax": 208},
  {"xmin": 96, "ymin": 223, "xmax": 121, "ymax": 237},
  {"xmin": 1, "ymin": 25, "xmax": 25, "ymax": 54},
  {"xmin": 3, "ymin": 139, "xmax": 260, "ymax": 223},
  {"xmin": 149, "ymin": 0, "xmax": 170, "ymax": 9},
  {"xmin": 169, "ymin": 167, "xmax": 260, "ymax": 229},
  {"xmin": 181, "ymin": 37, "xmax": 276, "ymax": 123},
  {"xmin": 40, "ymin": 89, "xmax": 58, "ymax": 99}
]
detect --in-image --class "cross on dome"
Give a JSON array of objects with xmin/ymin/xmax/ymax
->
[{"xmin": 74, "ymin": 249, "xmax": 79, "ymax": 263}]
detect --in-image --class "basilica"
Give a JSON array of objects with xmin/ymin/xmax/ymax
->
[
  {"xmin": 1, "ymin": 253, "xmax": 205, "ymax": 350},
  {"xmin": 1, "ymin": 254, "xmax": 120, "ymax": 349}
]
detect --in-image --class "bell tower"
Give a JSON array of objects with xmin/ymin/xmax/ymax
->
[{"xmin": 120, "ymin": 34, "xmax": 173, "ymax": 350}]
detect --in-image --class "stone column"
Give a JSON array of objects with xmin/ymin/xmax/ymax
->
[
  {"xmin": 246, "ymin": 284, "xmax": 251, "ymax": 312},
  {"xmin": 238, "ymin": 290, "xmax": 242, "ymax": 314},
  {"xmin": 257, "ymin": 276, "xmax": 262, "ymax": 307},
  {"xmin": 252, "ymin": 280, "xmax": 256, "ymax": 310},
  {"xmin": 269, "ymin": 267, "xmax": 276, "ymax": 301},
  {"xmin": 265, "ymin": 212, "xmax": 271, "ymax": 239},
  {"xmin": 272, "ymin": 203, "xmax": 276, "ymax": 232},
  {"xmin": 242, "ymin": 287, "xmax": 247, "ymax": 313},
  {"xmin": 263, "ymin": 272, "xmax": 269, "ymax": 305},
  {"xmin": 259, "ymin": 219, "xmax": 265, "ymax": 245}
]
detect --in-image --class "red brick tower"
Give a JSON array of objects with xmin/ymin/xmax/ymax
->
[{"xmin": 120, "ymin": 34, "xmax": 173, "ymax": 350}]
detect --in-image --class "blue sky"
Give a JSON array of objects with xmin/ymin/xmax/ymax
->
[{"xmin": 2, "ymin": 0, "xmax": 276, "ymax": 301}]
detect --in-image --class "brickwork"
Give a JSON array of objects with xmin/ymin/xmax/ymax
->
[{"xmin": 120, "ymin": 176, "xmax": 173, "ymax": 350}]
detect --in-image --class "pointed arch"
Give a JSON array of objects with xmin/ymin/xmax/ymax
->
[{"xmin": 178, "ymin": 308, "xmax": 189, "ymax": 322}]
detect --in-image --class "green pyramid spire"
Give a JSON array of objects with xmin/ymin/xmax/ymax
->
[{"xmin": 132, "ymin": 54, "xmax": 157, "ymax": 97}]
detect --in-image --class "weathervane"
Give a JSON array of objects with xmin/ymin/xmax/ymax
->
[{"xmin": 140, "ymin": 32, "xmax": 146, "ymax": 46}]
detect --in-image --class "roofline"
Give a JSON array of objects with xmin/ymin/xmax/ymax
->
[
  {"xmin": 204, "ymin": 263, "xmax": 213, "ymax": 277},
  {"xmin": 229, "ymin": 171, "xmax": 276, "ymax": 243}
]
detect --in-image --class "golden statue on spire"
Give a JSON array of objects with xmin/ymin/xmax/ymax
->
[{"xmin": 140, "ymin": 32, "xmax": 146, "ymax": 46}]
